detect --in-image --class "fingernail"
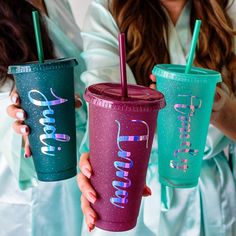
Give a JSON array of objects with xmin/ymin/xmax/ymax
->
[
  {"xmin": 88, "ymin": 192, "xmax": 96, "ymax": 204},
  {"xmin": 24, "ymin": 153, "xmax": 31, "ymax": 158},
  {"xmin": 83, "ymin": 167, "xmax": 91, "ymax": 179},
  {"xmin": 88, "ymin": 223, "xmax": 95, "ymax": 232},
  {"xmin": 89, "ymin": 214, "xmax": 95, "ymax": 225},
  {"xmin": 147, "ymin": 188, "xmax": 152, "ymax": 196},
  {"xmin": 150, "ymin": 84, "xmax": 156, "ymax": 90},
  {"xmin": 20, "ymin": 126, "xmax": 28, "ymax": 134},
  {"xmin": 75, "ymin": 96, "xmax": 83, "ymax": 103},
  {"xmin": 143, "ymin": 187, "xmax": 152, "ymax": 196},
  {"xmin": 11, "ymin": 95, "xmax": 18, "ymax": 104},
  {"xmin": 75, "ymin": 96, "xmax": 83, "ymax": 108},
  {"xmin": 16, "ymin": 111, "xmax": 25, "ymax": 120},
  {"xmin": 88, "ymin": 226, "xmax": 92, "ymax": 233},
  {"xmin": 149, "ymin": 74, "xmax": 154, "ymax": 80}
]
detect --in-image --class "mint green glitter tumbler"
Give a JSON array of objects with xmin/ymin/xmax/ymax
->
[{"xmin": 152, "ymin": 64, "xmax": 222, "ymax": 188}]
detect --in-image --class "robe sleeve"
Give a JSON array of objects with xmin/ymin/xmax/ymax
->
[{"xmin": 79, "ymin": 0, "xmax": 136, "ymax": 153}]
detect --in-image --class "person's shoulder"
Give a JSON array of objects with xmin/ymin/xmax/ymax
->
[{"xmin": 91, "ymin": 0, "xmax": 109, "ymax": 8}]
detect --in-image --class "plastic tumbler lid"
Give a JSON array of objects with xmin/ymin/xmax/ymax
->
[
  {"xmin": 8, "ymin": 58, "xmax": 78, "ymax": 74},
  {"xmin": 152, "ymin": 64, "xmax": 222, "ymax": 83},
  {"xmin": 84, "ymin": 83, "xmax": 166, "ymax": 112}
]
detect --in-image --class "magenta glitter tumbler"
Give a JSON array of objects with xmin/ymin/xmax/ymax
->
[{"xmin": 84, "ymin": 82, "xmax": 165, "ymax": 232}]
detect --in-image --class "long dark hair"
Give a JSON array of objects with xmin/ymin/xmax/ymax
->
[
  {"xmin": 0, "ymin": 0, "xmax": 54, "ymax": 86},
  {"xmin": 109, "ymin": 0, "xmax": 236, "ymax": 95}
]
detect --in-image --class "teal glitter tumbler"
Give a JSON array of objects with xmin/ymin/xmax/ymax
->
[{"xmin": 8, "ymin": 58, "xmax": 78, "ymax": 181}]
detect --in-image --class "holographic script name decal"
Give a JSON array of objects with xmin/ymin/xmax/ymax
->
[
  {"xmin": 110, "ymin": 120, "xmax": 149, "ymax": 208},
  {"xmin": 170, "ymin": 95, "xmax": 202, "ymax": 172},
  {"xmin": 28, "ymin": 88, "xmax": 70, "ymax": 156}
]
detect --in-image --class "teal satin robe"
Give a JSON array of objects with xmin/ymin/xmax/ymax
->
[{"xmin": 79, "ymin": 0, "xmax": 236, "ymax": 235}]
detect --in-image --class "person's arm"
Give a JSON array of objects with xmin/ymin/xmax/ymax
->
[
  {"xmin": 211, "ymin": 86, "xmax": 236, "ymax": 141},
  {"xmin": 80, "ymin": 0, "xmax": 136, "ymax": 87},
  {"xmin": 78, "ymin": 0, "xmax": 137, "ymax": 153},
  {"xmin": 150, "ymin": 73, "xmax": 236, "ymax": 142},
  {"xmin": 79, "ymin": 0, "xmax": 137, "ymax": 153}
]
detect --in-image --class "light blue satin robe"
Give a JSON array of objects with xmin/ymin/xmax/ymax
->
[
  {"xmin": 79, "ymin": 0, "xmax": 236, "ymax": 235},
  {"xmin": 0, "ymin": 1, "xmax": 86, "ymax": 235}
]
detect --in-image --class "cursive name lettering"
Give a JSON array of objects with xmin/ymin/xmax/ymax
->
[
  {"xmin": 170, "ymin": 95, "xmax": 202, "ymax": 171},
  {"xmin": 110, "ymin": 120, "xmax": 149, "ymax": 208},
  {"xmin": 28, "ymin": 88, "xmax": 70, "ymax": 156}
]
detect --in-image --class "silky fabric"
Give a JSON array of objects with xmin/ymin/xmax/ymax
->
[
  {"xmin": 80, "ymin": 0, "xmax": 236, "ymax": 235},
  {"xmin": 0, "ymin": 1, "xmax": 86, "ymax": 235}
]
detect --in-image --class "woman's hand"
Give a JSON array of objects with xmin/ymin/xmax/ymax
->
[
  {"xmin": 210, "ymin": 84, "xmax": 236, "ymax": 141},
  {"xmin": 7, "ymin": 91, "xmax": 82, "ymax": 157},
  {"xmin": 149, "ymin": 73, "xmax": 236, "ymax": 140},
  {"xmin": 77, "ymin": 153, "xmax": 97, "ymax": 232},
  {"xmin": 149, "ymin": 74, "xmax": 156, "ymax": 89},
  {"xmin": 77, "ymin": 152, "xmax": 152, "ymax": 232},
  {"xmin": 7, "ymin": 91, "xmax": 31, "ymax": 157}
]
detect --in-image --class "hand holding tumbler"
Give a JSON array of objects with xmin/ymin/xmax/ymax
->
[
  {"xmin": 84, "ymin": 82, "xmax": 165, "ymax": 231},
  {"xmin": 8, "ymin": 58, "xmax": 78, "ymax": 181}
]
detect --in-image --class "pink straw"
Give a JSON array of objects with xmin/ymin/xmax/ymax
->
[{"xmin": 118, "ymin": 33, "xmax": 128, "ymax": 98}]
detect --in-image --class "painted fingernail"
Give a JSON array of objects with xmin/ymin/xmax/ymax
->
[
  {"xmin": 16, "ymin": 111, "xmax": 25, "ymax": 120},
  {"xmin": 24, "ymin": 153, "xmax": 31, "ymax": 158},
  {"xmin": 75, "ymin": 95, "xmax": 82, "ymax": 102},
  {"xmin": 75, "ymin": 101, "xmax": 82, "ymax": 108},
  {"xmin": 146, "ymin": 188, "xmax": 152, "ymax": 196},
  {"xmin": 83, "ymin": 167, "xmax": 91, "ymax": 179},
  {"xmin": 143, "ymin": 187, "xmax": 152, "ymax": 196},
  {"xmin": 89, "ymin": 214, "xmax": 95, "ymax": 225},
  {"xmin": 150, "ymin": 84, "xmax": 156, "ymax": 90},
  {"xmin": 11, "ymin": 95, "xmax": 18, "ymax": 104},
  {"xmin": 20, "ymin": 126, "xmax": 28, "ymax": 134},
  {"xmin": 88, "ymin": 192, "xmax": 96, "ymax": 204},
  {"xmin": 88, "ymin": 226, "xmax": 92, "ymax": 233},
  {"xmin": 88, "ymin": 223, "xmax": 95, "ymax": 232}
]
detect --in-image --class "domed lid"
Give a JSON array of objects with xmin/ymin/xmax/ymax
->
[
  {"xmin": 84, "ymin": 83, "xmax": 166, "ymax": 112},
  {"xmin": 152, "ymin": 64, "xmax": 222, "ymax": 83},
  {"xmin": 8, "ymin": 58, "xmax": 77, "ymax": 74}
]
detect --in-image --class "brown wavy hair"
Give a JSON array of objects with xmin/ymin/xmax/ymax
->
[
  {"xmin": 109, "ymin": 0, "xmax": 236, "ymax": 95},
  {"xmin": 0, "ymin": 0, "xmax": 54, "ymax": 87}
]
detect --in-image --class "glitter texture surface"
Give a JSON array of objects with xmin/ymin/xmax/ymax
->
[
  {"xmin": 152, "ymin": 64, "xmax": 222, "ymax": 188},
  {"xmin": 85, "ymin": 83, "xmax": 165, "ymax": 231},
  {"xmin": 9, "ymin": 59, "xmax": 78, "ymax": 182}
]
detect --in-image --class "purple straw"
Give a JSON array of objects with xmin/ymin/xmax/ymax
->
[{"xmin": 118, "ymin": 33, "xmax": 128, "ymax": 98}]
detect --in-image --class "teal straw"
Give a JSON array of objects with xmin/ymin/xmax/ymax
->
[
  {"xmin": 185, "ymin": 20, "xmax": 202, "ymax": 74},
  {"xmin": 32, "ymin": 11, "xmax": 44, "ymax": 63}
]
